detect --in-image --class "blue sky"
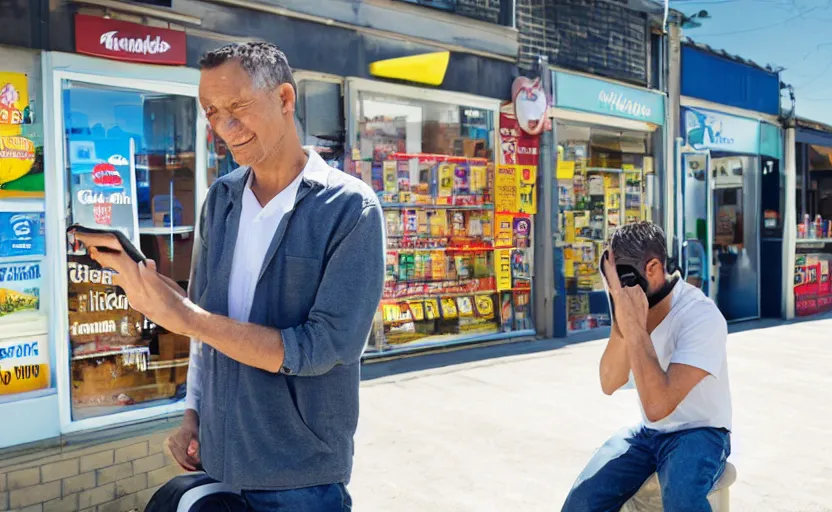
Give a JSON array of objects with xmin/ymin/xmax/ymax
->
[{"xmin": 679, "ymin": 0, "xmax": 832, "ymax": 123}]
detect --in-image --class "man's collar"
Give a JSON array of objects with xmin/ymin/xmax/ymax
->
[{"xmin": 300, "ymin": 147, "xmax": 330, "ymax": 189}]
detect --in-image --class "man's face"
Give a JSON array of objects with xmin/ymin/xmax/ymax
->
[{"xmin": 199, "ymin": 60, "xmax": 296, "ymax": 168}]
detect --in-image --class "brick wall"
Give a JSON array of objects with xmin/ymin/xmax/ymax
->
[
  {"xmin": 517, "ymin": 0, "xmax": 649, "ymax": 85},
  {"xmin": 455, "ymin": 0, "xmax": 502, "ymax": 24},
  {"xmin": 0, "ymin": 428, "xmax": 183, "ymax": 512}
]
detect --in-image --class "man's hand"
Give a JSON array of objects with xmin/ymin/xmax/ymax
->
[
  {"xmin": 603, "ymin": 250, "xmax": 649, "ymax": 340},
  {"xmin": 73, "ymin": 231, "xmax": 194, "ymax": 336},
  {"xmin": 166, "ymin": 409, "xmax": 201, "ymax": 471}
]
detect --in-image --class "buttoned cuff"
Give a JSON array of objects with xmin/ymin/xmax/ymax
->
[{"xmin": 280, "ymin": 328, "xmax": 300, "ymax": 375}]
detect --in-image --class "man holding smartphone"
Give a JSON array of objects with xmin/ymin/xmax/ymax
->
[
  {"xmin": 75, "ymin": 42, "xmax": 385, "ymax": 511},
  {"xmin": 561, "ymin": 222, "xmax": 732, "ymax": 512}
]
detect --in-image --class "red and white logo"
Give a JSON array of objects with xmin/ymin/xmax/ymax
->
[{"xmin": 75, "ymin": 14, "xmax": 187, "ymax": 65}]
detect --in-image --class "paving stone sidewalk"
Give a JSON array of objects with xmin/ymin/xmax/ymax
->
[{"xmin": 352, "ymin": 317, "xmax": 832, "ymax": 512}]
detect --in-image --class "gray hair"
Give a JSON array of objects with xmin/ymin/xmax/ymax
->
[
  {"xmin": 199, "ymin": 42, "xmax": 297, "ymax": 94},
  {"xmin": 609, "ymin": 221, "xmax": 667, "ymax": 270}
]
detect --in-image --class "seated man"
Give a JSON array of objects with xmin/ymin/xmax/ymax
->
[{"xmin": 562, "ymin": 222, "xmax": 731, "ymax": 512}]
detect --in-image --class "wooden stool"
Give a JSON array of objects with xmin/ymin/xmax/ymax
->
[{"xmin": 621, "ymin": 462, "xmax": 736, "ymax": 512}]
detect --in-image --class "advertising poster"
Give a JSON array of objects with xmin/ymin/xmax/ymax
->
[
  {"xmin": 495, "ymin": 213, "xmax": 514, "ymax": 248},
  {"xmin": 0, "ymin": 261, "xmax": 42, "ymax": 320},
  {"xmin": 513, "ymin": 216, "xmax": 531, "ymax": 249},
  {"xmin": 495, "ymin": 165, "xmax": 518, "ymax": 213},
  {"xmin": 0, "ymin": 72, "xmax": 42, "ymax": 198},
  {"xmin": 66, "ymin": 252, "xmax": 144, "ymax": 356},
  {"xmin": 0, "ymin": 334, "xmax": 50, "ymax": 396},
  {"xmin": 494, "ymin": 249, "xmax": 512, "ymax": 291},
  {"xmin": 0, "ymin": 212, "xmax": 45, "ymax": 257},
  {"xmin": 499, "ymin": 112, "xmax": 539, "ymax": 166},
  {"xmin": 65, "ymin": 91, "xmax": 138, "ymax": 240},
  {"xmin": 517, "ymin": 165, "xmax": 538, "ymax": 214}
]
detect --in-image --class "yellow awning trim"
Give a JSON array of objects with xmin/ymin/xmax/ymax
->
[{"xmin": 369, "ymin": 51, "xmax": 450, "ymax": 86}]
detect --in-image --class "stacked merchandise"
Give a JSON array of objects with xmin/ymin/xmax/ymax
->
[
  {"xmin": 794, "ymin": 253, "xmax": 832, "ymax": 316},
  {"xmin": 376, "ymin": 153, "xmax": 533, "ymax": 347},
  {"xmin": 556, "ymin": 135, "xmax": 650, "ymax": 332}
]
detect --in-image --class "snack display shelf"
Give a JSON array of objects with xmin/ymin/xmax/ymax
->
[
  {"xmin": 586, "ymin": 167, "xmax": 624, "ymax": 174},
  {"xmin": 385, "ymin": 152, "xmax": 489, "ymax": 164},
  {"xmin": 381, "ymin": 287, "xmax": 530, "ymax": 303},
  {"xmin": 796, "ymin": 238, "xmax": 832, "ymax": 244},
  {"xmin": 381, "ymin": 203, "xmax": 493, "ymax": 211},
  {"xmin": 138, "ymin": 223, "xmax": 195, "ymax": 236}
]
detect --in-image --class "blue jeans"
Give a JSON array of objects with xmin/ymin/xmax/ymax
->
[
  {"xmin": 562, "ymin": 426, "xmax": 730, "ymax": 512},
  {"xmin": 242, "ymin": 483, "xmax": 352, "ymax": 512}
]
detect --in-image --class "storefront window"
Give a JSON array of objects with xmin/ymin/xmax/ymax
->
[
  {"xmin": 63, "ymin": 81, "xmax": 195, "ymax": 420},
  {"xmin": 556, "ymin": 123, "xmax": 653, "ymax": 332},
  {"xmin": 354, "ymin": 91, "xmax": 532, "ymax": 352},
  {"xmin": 0, "ymin": 50, "xmax": 52, "ymax": 401},
  {"xmin": 794, "ymin": 142, "xmax": 832, "ymax": 316}
]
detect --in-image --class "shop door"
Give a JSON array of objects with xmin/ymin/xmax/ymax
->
[
  {"xmin": 680, "ymin": 150, "xmax": 761, "ymax": 321},
  {"xmin": 57, "ymin": 75, "xmax": 205, "ymax": 426},
  {"xmin": 680, "ymin": 151, "xmax": 713, "ymax": 298}
]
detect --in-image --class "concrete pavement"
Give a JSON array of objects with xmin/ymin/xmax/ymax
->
[{"xmin": 351, "ymin": 315, "xmax": 832, "ymax": 511}]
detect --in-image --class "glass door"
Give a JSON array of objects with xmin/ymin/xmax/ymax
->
[
  {"xmin": 680, "ymin": 150, "xmax": 712, "ymax": 297},
  {"xmin": 711, "ymin": 155, "xmax": 761, "ymax": 321},
  {"xmin": 60, "ymin": 79, "xmax": 199, "ymax": 421}
]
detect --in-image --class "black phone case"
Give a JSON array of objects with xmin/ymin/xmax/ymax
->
[{"xmin": 68, "ymin": 224, "xmax": 146, "ymax": 263}]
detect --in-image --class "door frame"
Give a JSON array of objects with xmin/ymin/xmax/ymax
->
[
  {"xmin": 44, "ymin": 58, "xmax": 207, "ymax": 433},
  {"xmin": 679, "ymin": 149, "xmax": 714, "ymax": 299}
]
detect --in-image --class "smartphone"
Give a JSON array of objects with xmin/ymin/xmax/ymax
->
[{"xmin": 68, "ymin": 224, "xmax": 146, "ymax": 263}]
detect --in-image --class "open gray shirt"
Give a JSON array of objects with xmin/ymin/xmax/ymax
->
[{"xmin": 184, "ymin": 150, "xmax": 385, "ymax": 491}]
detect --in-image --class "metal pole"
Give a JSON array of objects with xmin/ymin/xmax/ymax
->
[
  {"xmin": 782, "ymin": 125, "xmax": 797, "ymax": 319},
  {"xmin": 665, "ymin": 23, "xmax": 682, "ymax": 243},
  {"xmin": 535, "ymin": 55, "xmax": 556, "ymax": 338}
]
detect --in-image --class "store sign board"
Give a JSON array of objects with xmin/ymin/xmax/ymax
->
[
  {"xmin": 683, "ymin": 108, "xmax": 760, "ymax": 154},
  {"xmin": 0, "ymin": 261, "xmax": 42, "ymax": 319},
  {"xmin": 0, "ymin": 212, "xmax": 45, "ymax": 257},
  {"xmin": 499, "ymin": 113, "xmax": 539, "ymax": 166},
  {"xmin": 553, "ymin": 71, "xmax": 665, "ymax": 125},
  {"xmin": 75, "ymin": 14, "xmax": 187, "ymax": 66},
  {"xmin": 0, "ymin": 334, "xmax": 50, "ymax": 396},
  {"xmin": 0, "ymin": 72, "xmax": 31, "ymax": 131}
]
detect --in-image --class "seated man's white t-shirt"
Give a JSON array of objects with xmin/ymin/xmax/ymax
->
[{"xmin": 634, "ymin": 280, "xmax": 732, "ymax": 433}]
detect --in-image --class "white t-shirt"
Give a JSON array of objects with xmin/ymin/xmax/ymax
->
[{"xmin": 639, "ymin": 280, "xmax": 732, "ymax": 433}]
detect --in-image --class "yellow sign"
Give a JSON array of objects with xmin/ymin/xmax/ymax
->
[
  {"xmin": 0, "ymin": 73, "xmax": 29, "ymax": 135},
  {"xmin": 0, "ymin": 334, "xmax": 50, "ymax": 396},
  {"xmin": 369, "ymin": 52, "xmax": 450, "ymax": 86},
  {"xmin": 495, "ymin": 213, "xmax": 514, "ymax": 248},
  {"xmin": 495, "ymin": 165, "xmax": 518, "ymax": 213},
  {"xmin": 495, "ymin": 249, "xmax": 512, "ymax": 291},
  {"xmin": 438, "ymin": 163, "xmax": 454, "ymax": 198},
  {"xmin": 557, "ymin": 160, "xmax": 575, "ymax": 180},
  {"xmin": 517, "ymin": 165, "xmax": 537, "ymax": 214}
]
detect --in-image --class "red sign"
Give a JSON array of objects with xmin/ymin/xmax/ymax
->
[
  {"xmin": 74, "ymin": 14, "xmax": 187, "ymax": 65},
  {"xmin": 500, "ymin": 112, "xmax": 539, "ymax": 167}
]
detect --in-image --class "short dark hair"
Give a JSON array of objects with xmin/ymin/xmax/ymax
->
[
  {"xmin": 609, "ymin": 221, "xmax": 667, "ymax": 270},
  {"xmin": 199, "ymin": 42, "xmax": 297, "ymax": 94}
]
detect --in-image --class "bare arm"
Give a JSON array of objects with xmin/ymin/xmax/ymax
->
[
  {"xmin": 599, "ymin": 321, "xmax": 631, "ymax": 395},
  {"xmin": 624, "ymin": 326, "xmax": 709, "ymax": 422}
]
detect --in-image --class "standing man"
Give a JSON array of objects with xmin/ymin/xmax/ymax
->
[
  {"xmin": 75, "ymin": 42, "xmax": 385, "ymax": 511},
  {"xmin": 561, "ymin": 222, "xmax": 731, "ymax": 512}
]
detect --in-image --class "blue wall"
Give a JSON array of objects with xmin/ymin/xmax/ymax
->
[{"xmin": 681, "ymin": 45, "xmax": 780, "ymax": 116}]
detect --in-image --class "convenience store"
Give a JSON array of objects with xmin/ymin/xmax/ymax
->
[
  {"xmin": 0, "ymin": 3, "xmax": 522, "ymax": 454},
  {"xmin": 788, "ymin": 118, "xmax": 832, "ymax": 319},
  {"xmin": 549, "ymin": 69, "xmax": 666, "ymax": 336},
  {"xmin": 675, "ymin": 42, "xmax": 784, "ymax": 323}
]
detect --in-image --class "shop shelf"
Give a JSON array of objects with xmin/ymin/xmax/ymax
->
[
  {"xmin": 71, "ymin": 345, "xmax": 149, "ymax": 361},
  {"xmin": 796, "ymin": 238, "xmax": 832, "ymax": 244},
  {"xmin": 138, "ymin": 222, "xmax": 195, "ymax": 236},
  {"xmin": 381, "ymin": 203, "xmax": 494, "ymax": 210},
  {"xmin": 385, "ymin": 152, "xmax": 489, "ymax": 164},
  {"xmin": 585, "ymin": 167, "xmax": 624, "ymax": 174}
]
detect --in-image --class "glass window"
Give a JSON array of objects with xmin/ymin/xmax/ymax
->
[
  {"xmin": 556, "ymin": 123, "xmax": 653, "ymax": 333},
  {"xmin": 296, "ymin": 80, "xmax": 344, "ymax": 170},
  {"xmin": 63, "ymin": 81, "xmax": 195, "ymax": 420},
  {"xmin": 354, "ymin": 91, "xmax": 532, "ymax": 352},
  {"xmin": 0, "ymin": 50, "xmax": 52, "ymax": 401}
]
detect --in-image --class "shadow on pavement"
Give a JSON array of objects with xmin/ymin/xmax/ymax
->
[{"xmin": 361, "ymin": 311, "xmax": 832, "ymax": 381}]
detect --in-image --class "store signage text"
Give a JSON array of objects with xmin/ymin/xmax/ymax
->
[
  {"xmin": 597, "ymin": 90, "xmax": 652, "ymax": 120},
  {"xmin": 553, "ymin": 71, "xmax": 665, "ymax": 125},
  {"xmin": 75, "ymin": 14, "xmax": 187, "ymax": 65},
  {"xmin": 87, "ymin": 290, "xmax": 130, "ymax": 312},
  {"xmin": 68, "ymin": 262, "xmax": 115, "ymax": 285},
  {"xmin": 0, "ymin": 263, "xmax": 40, "ymax": 283},
  {"xmin": 77, "ymin": 189, "xmax": 132, "ymax": 205},
  {"xmin": 0, "ymin": 341, "xmax": 38, "ymax": 362},
  {"xmin": 0, "ymin": 365, "xmax": 41, "ymax": 386},
  {"xmin": 683, "ymin": 108, "xmax": 760, "ymax": 154},
  {"xmin": 70, "ymin": 319, "xmax": 117, "ymax": 337}
]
